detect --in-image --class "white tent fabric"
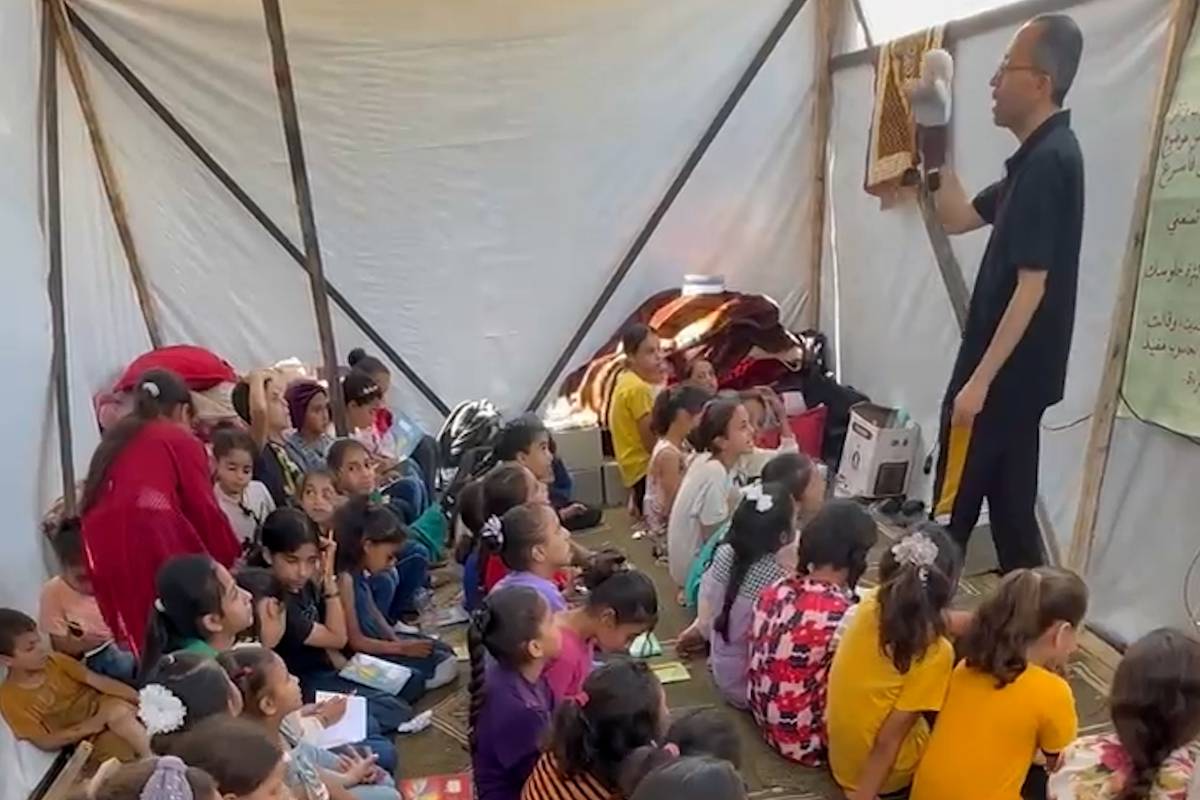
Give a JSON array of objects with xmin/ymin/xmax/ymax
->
[{"xmin": 825, "ymin": 0, "xmax": 1176, "ymax": 640}]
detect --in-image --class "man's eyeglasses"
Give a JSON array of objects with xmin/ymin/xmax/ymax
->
[{"xmin": 993, "ymin": 62, "xmax": 1045, "ymax": 80}]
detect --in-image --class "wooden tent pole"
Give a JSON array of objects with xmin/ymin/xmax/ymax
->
[
  {"xmin": 43, "ymin": 7, "xmax": 76, "ymax": 517},
  {"xmin": 1068, "ymin": 0, "xmax": 1200, "ymax": 573},
  {"xmin": 44, "ymin": 0, "xmax": 162, "ymax": 349},
  {"xmin": 261, "ymin": 0, "xmax": 347, "ymax": 435},
  {"xmin": 806, "ymin": 0, "xmax": 841, "ymax": 329},
  {"xmin": 849, "ymin": 0, "xmax": 874, "ymax": 47}
]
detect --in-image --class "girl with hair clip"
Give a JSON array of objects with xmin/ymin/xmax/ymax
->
[
  {"xmin": 469, "ymin": 586, "xmax": 563, "ymax": 800},
  {"xmin": 488, "ymin": 504, "xmax": 574, "ymax": 613},
  {"xmin": 85, "ymin": 756, "xmax": 219, "ymax": 800},
  {"xmin": 545, "ymin": 567, "xmax": 659, "ymax": 700},
  {"xmin": 826, "ymin": 525, "xmax": 961, "ymax": 800},
  {"xmin": 913, "ymin": 567, "xmax": 1088, "ymax": 800},
  {"xmin": 522, "ymin": 659, "xmax": 670, "ymax": 800},
  {"xmin": 1049, "ymin": 628, "xmax": 1200, "ymax": 800},
  {"xmin": 748, "ymin": 500, "xmax": 877, "ymax": 766},
  {"xmin": 666, "ymin": 397, "xmax": 756, "ymax": 587},
  {"xmin": 81, "ymin": 369, "xmax": 241, "ymax": 657},
  {"xmin": 165, "ymin": 715, "xmax": 291, "ymax": 800},
  {"xmin": 334, "ymin": 496, "xmax": 457, "ymax": 699},
  {"xmin": 695, "ymin": 483, "xmax": 796, "ymax": 708},
  {"xmin": 220, "ymin": 646, "xmax": 399, "ymax": 800},
  {"xmin": 138, "ymin": 554, "xmax": 254, "ymax": 679},
  {"xmin": 644, "ymin": 385, "xmax": 711, "ymax": 552},
  {"xmin": 465, "ymin": 465, "xmax": 541, "ymax": 611},
  {"xmin": 137, "ymin": 651, "xmax": 244, "ymax": 755}
]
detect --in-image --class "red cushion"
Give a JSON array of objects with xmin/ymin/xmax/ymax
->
[
  {"xmin": 756, "ymin": 404, "xmax": 827, "ymax": 460},
  {"xmin": 114, "ymin": 345, "xmax": 237, "ymax": 393}
]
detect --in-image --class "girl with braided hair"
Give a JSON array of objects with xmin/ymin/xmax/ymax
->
[{"xmin": 469, "ymin": 586, "xmax": 562, "ymax": 800}]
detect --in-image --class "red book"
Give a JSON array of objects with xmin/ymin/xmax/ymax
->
[{"xmin": 398, "ymin": 774, "xmax": 473, "ymax": 800}]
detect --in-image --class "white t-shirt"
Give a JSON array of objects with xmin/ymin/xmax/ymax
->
[
  {"xmin": 667, "ymin": 453, "xmax": 736, "ymax": 585},
  {"xmin": 214, "ymin": 481, "xmax": 276, "ymax": 546}
]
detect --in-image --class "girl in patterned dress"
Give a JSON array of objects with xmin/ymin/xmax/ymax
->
[
  {"xmin": 747, "ymin": 501, "xmax": 877, "ymax": 765},
  {"xmin": 1050, "ymin": 628, "xmax": 1200, "ymax": 800}
]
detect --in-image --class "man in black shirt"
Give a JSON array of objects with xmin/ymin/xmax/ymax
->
[{"xmin": 932, "ymin": 14, "xmax": 1085, "ymax": 571}]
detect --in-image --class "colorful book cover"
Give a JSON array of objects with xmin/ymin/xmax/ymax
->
[
  {"xmin": 398, "ymin": 773, "xmax": 473, "ymax": 800},
  {"xmin": 338, "ymin": 653, "xmax": 414, "ymax": 695}
]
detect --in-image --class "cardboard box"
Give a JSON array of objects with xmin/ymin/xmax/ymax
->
[
  {"xmin": 570, "ymin": 468, "xmax": 605, "ymax": 508},
  {"xmin": 601, "ymin": 461, "xmax": 629, "ymax": 508},
  {"xmin": 551, "ymin": 425, "xmax": 604, "ymax": 471},
  {"xmin": 835, "ymin": 403, "xmax": 919, "ymax": 498}
]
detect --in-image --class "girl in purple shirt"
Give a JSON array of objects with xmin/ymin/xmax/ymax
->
[{"xmin": 469, "ymin": 585, "xmax": 563, "ymax": 800}]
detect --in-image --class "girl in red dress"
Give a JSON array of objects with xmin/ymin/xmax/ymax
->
[{"xmin": 80, "ymin": 369, "xmax": 240, "ymax": 657}]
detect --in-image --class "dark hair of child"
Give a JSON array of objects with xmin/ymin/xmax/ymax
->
[
  {"xmin": 650, "ymin": 385, "xmax": 712, "ymax": 437},
  {"xmin": 714, "ymin": 483, "xmax": 795, "ymax": 642},
  {"xmin": 580, "ymin": 567, "xmax": 658, "ymax": 632},
  {"xmin": 348, "ymin": 348, "xmax": 389, "ymax": 379},
  {"xmin": 688, "ymin": 396, "xmax": 744, "ymax": 454},
  {"xmin": 453, "ymin": 479, "xmax": 486, "ymax": 564},
  {"xmin": 621, "ymin": 323, "xmax": 654, "ymax": 357},
  {"xmin": 760, "ymin": 451, "xmax": 815, "ymax": 501},
  {"xmin": 961, "ymin": 567, "xmax": 1088, "ymax": 688},
  {"xmin": 628, "ymin": 756, "xmax": 747, "ymax": 800},
  {"xmin": 876, "ymin": 524, "xmax": 961, "ymax": 673},
  {"xmin": 86, "ymin": 758, "xmax": 217, "ymax": 800},
  {"xmin": 212, "ymin": 427, "xmax": 257, "ymax": 462},
  {"xmin": 167, "ymin": 715, "xmax": 283, "ymax": 797},
  {"xmin": 259, "ymin": 507, "xmax": 321, "ymax": 558},
  {"xmin": 141, "ymin": 651, "xmax": 237, "ymax": 750},
  {"xmin": 483, "ymin": 464, "xmax": 532, "ymax": 519},
  {"xmin": 489, "ymin": 503, "xmax": 549, "ymax": 572},
  {"xmin": 467, "ymin": 586, "xmax": 549, "ymax": 753},
  {"xmin": 342, "ymin": 370, "xmax": 383, "ymax": 408},
  {"xmin": 327, "ymin": 437, "xmax": 370, "ymax": 473},
  {"xmin": 617, "ymin": 745, "xmax": 678, "ymax": 798},
  {"xmin": 235, "ymin": 568, "xmax": 286, "ymax": 642},
  {"xmin": 493, "ymin": 414, "xmax": 548, "ymax": 462},
  {"xmin": 333, "ymin": 494, "xmax": 406, "ymax": 574},
  {"xmin": 82, "ymin": 369, "xmax": 194, "ymax": 513},
  {"xmin": 0, "ymin": 608, "xmax": 36, "ymax": 656},
  {"xmin": 139, "ymin": 554, "xmax": 224, "ymax": 683},
  {"xmin": 795, "ymin": 499, "xmax": 877, "ymax": 587},
  {"xmin": 218, "ymin": 645, "xmax": 276, "ymax": 718},
  {"xmin": 1109, "ymin": 628, "xmax": 1200, "ymax": 800},
  {"xmin": 667, "ymin": 707, "xmax": 742, "ymax": 767},
  {"xmin": 547, "ymin": 659, "xmax": 665, "ymax": 790},
  {"xmin": 299, "ymin": 467, "xmax": 337, "ymax": 497},
  {"xmin": 49, "ymin": 516, "xmax": 85, "ymax": 569}
]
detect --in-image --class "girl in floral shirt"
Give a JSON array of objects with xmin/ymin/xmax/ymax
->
[
  {"xmin": 1050, "ymin": 628, "xmax": 1200, "ymax": 800},
  {"xmin": 747, "ymin": 501, "xmax": 877, "ymax": 765}
]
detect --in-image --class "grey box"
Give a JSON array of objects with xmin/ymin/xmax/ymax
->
[
  {"xmin": 553, "ymin": 426, "xmax": 604, "ymax": 471},
  {"xmin": 601, "ymin": 461, "xmax": 629, "ymax": 508},
  {"xmin": 570, "ymin": 468, "xmax": 605, "ymax": 508}
]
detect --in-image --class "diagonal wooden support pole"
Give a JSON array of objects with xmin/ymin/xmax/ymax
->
[
  {"xmin": 1069, "ymin": 0, "xmax": 1200, "ymax": 574},
  {"xmin": 45, "ymin": 0, "xmax": 162, "ymax": 349},
  {"xmin": 261, "ymin": 0, "xmax": 347, "ymax": 434}
]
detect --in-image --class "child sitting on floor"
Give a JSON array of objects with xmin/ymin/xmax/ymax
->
[
  {"xmin": 333, "ymin": 496, "xmax": 457, "ymax": 696},
  {"xmin": 748, "ymin": 500, "xmax": 877, "ymax": 766},
  {"xmin": 826, "ymin": 526, "xmax": 961, "ymax": 800},
  {"xmin": 545, "ymin": 568, "xmax": 658, "ymax": 700},
  {"xmin": 469, "ymin": 586, "xmax": 563, "ymax": 800},
  {"xmin": 913, "ymin": 567, "xmax": 1087, "ymax": 800},
  {"xmin": 683, "ymin": 357, "xmax": 720, "ymax": 395},
  {"xmin": 138, "ymin": 554, "xmax": 255, "ymax": 678},
  {"xmin": 299, "ymin": 468, "xmax": 341, "ymax": 536},
  {"xmin": 232, "ymin": 370, "xmax": 304, "ymax": 507},
  {"xmin": 221, "ymin": 645, "xmax": 400, "ymax": 800},
  {"xmin": 644, "ymin": 385, "xmax": 709, "ymax": 551},
  {"xmin": 39, "ymin": 517, "xmax": 136, "ymax": 684},
  {"xmin": 212, "ymin": 428, "xmax": 276, "ymax": 551},
  {"xmin": 734, "ymin": 387, "xmax": 799, "ymax": 484},
  {"xmin": 608, "ymin": 323, "xmax": 666, "ymax": 521},
  {"xmin": 284, "ymin": 379, "xmax": 335, "ymax": 474},
  {"xmin": 494, "ymin": 416, "xmax": 600, "ymax": 531},
  {"xmin": 629, "ymin": 756, "xmax": 748, "ymax": 800},
  {"xmin": 0, "ymin": 609, "xmax": 149, "ymax": 770},
  {"xmin": 235, "ymin": 567, "xmax": 288, "ymax": 649},
  {"xmin": 486, "ymin": 504, "xmax": 575, "ymax": 613},
  {"xmin": 167, "ymin": 715, "xmax": 291, "ymax": 800},
  {"xmin": 343, "ymin": 374, "xmax": 428, "ymax": 517},
  {"xmin": 139, "ymin": 651, "xmax": 245, "ymax": 748},
  {"xmin": 463, "ymin": 465, "xmax": 542, "ymax": 610}
]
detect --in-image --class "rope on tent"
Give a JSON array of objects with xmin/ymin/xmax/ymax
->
[{"xmin": 524, "ymin": 0, "xmax": 814, "ymax": 412}]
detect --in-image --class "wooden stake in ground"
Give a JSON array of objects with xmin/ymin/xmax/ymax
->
[
  {"xmin": 1069, "ymin": 0, "xmax": 1200, "ymax": 574},
  {"xmin": 261, "ymin": 0, "xmax": 347, "ymax": 435},
  {"xmin": 806, "ymin": 0, "xmax": 841, "ymax": 329},
  {"xmin": 44, "ymin": 0, "xmax": 162, "ymax": 349}
]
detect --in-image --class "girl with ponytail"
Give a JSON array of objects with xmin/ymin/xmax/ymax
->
[
  {"xmin": 81, "ymin": 369, "xmax": 240, "ymax": 657},
  {"xmin": 912, "ymin": 567, "xmax": 1087, "ymax": 800},
  {"xmin": 469, "ymin": 586, "xmax": 561, "ymax": 800},
  {"xmin": 1049, "ymin": 628, "xmax": 1200, "ymax": 800},
  {"xmin": 827, "ymin": 524, "xmax": 961, "ymax": 800},
  {"xmin": 696, "ymin": 483, "xmax": 795, "ymax": 709},
  {"xmin": 523, "ymin": 660, "xmax": 669, "ymax": 800}
]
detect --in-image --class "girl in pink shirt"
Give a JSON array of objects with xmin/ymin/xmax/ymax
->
[{"xmin": 544, "ymin": 568, "xmax": 659, "ymax": 700}]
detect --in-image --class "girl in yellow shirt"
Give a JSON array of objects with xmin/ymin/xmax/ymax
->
[
  {"xmin": 826, "ymin": 526, "xmax": 961, "ymax": 799},
  {"xmin": 912, "ymin": 567, "xmax": 1088, "ymax": 800}
]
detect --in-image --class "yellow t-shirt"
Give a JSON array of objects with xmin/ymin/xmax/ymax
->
[
  {"xmin": 911, "ymin": 662, "xmax": 1077, "ymax": 800},
  {"xmin": 608, "ymin": 370, "xmax": 656, "ymax": 487},
  {"xmin": 826, "ymin": 594, "xmax": 954, "ymax": 795}
]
